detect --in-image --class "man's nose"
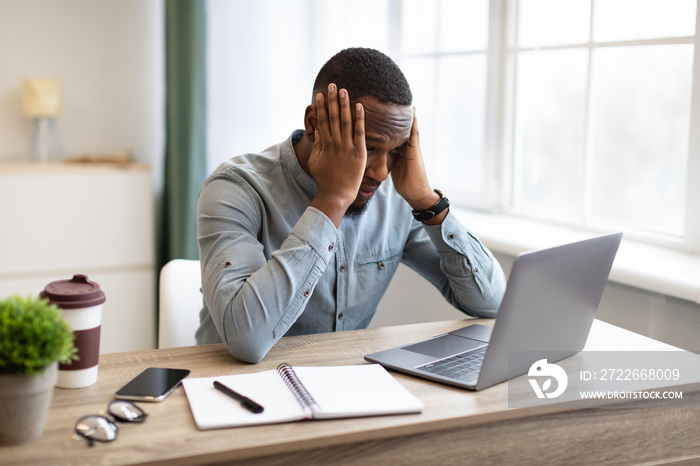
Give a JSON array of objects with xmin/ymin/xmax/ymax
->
[{"xmin": 364, "ymin": 151, "xmax": 392, "ymax": 182}]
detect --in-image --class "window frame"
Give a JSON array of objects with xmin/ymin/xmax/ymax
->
[
  {"xmin": 495, "ymin": 0, "xmax": 700, "ymax": 254},
  {"xmin": 685, "ymin": 1, "xmax": 700, "ymax": 254}
]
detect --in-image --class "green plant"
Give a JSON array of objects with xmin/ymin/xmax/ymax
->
[{"xmin": 0, "ymin": 295, "xmax": 77, "ymax": 376}]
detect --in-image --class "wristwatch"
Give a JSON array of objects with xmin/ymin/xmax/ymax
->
[{"xmin": 411, "ymin": 189, "xmax": 450, "ymax": 222}]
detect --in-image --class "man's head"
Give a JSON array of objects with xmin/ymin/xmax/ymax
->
[
  {"xmin": 311, "ymin": 47, "xmax": 412, "ymax": 107},
  {"xmin": 304, "ymin": 48, "xmax": 415, "ymax": 217}
]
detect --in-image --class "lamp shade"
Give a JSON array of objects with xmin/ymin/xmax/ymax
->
[{"xmin": 22, "ymin": 79, "xmax": 63, "ymax": 117}]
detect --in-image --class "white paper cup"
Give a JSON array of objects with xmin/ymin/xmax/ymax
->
[{"xmin": 40, "ymin": 275, "xmax": 106, "ymax": 389}]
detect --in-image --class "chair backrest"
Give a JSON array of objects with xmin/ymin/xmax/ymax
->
[{"xmin": 158, "ymin": 259, "xmax": 202, "ymax": 348}]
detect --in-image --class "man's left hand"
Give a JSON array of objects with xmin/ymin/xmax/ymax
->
[{"xmin": 391, "ymin": 108, "xmax": 445, "ymax": 223}]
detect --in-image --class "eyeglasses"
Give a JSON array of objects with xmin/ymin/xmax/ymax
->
[{"xmin": 74, "ymin": 400, "xmax": 148, "ymax": 446}]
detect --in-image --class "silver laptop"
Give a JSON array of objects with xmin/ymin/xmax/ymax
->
[{"xmin": 365, "ymin": 233, "xmax": 623, "ymax": 390}]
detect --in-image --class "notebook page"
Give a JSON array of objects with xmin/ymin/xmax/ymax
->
[
  {"xmin": 293, "ymin": 364, "xmax": 423, "ymax": 419},
  {"xmin": 183, "ymin": 370, "xmax": 308, "ymax": 429}
]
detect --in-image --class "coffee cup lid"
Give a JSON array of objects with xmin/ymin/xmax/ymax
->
[{"xmin": 40, "ymin": 274, "xmax": 106, "ymax": 309}]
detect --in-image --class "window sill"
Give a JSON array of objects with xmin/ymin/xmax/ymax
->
[{"xmin": 452, "ymin": 207, "xmax": 700, "ymax": 305}]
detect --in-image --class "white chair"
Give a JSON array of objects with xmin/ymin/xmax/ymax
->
[{"xmin": 158, "ymin": 259, "xmax": 202, "ymax": 348}]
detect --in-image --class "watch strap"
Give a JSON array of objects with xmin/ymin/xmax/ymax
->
[{"xmin": 411, "ymin": 189, "xmax": 450, "ymax": 222}]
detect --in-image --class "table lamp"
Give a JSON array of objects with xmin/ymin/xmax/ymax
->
[{"xmin": 22, "ymin": 78, "xmax": 65, "ymax": 162}]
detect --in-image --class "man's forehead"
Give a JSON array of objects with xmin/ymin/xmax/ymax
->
[
  {"xmin": 359, "ymin": 97, "xmax": 413, "ymax": 120},
  {"xmin": 359, "ymin": 97, "xmax": 413, "ymax": 143}
]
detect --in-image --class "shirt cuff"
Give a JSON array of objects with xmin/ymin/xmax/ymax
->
[
  {"xmin": 290, "ymin": 207, "xmax": 340, "ymax": 265},
  {"xmin": 422, "ymin": 211, "xmax": 470, "ymax": 254}
]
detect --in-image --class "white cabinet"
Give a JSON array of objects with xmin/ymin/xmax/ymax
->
[{"xmin": 0, "ymin": 163, "xmax": 156, "ymax": 353}]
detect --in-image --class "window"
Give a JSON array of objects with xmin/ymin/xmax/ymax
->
[
  {"xmin": 397, "ymin": 0, "xmax": 494, "ymax": 206},
  {"xmin": 508, "ymin": 0, "xmax": 697, "ymax": 248},
  {"xmin": 394, "ymin": 0, "xmax": 698, "ymax": 251},
  {"xmin": 207, "ymin": 0, "xmax": 700, "ymax": 253},
  {"xmin": 206, "ymin": 0, "xmax": 392, "ymax": 175}
]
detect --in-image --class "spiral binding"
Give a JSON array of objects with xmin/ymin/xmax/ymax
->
[{"xmin": 277, "ymin": 363, "xmax": 319, "ymax": 414}]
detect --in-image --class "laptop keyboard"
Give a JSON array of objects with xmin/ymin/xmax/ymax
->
[{"xmin": 417, "ymin": 347, "xmax": 486, "ymax": 381}]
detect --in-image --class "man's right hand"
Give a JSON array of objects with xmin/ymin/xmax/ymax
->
[{"xmin": 308, "ymin": 83, "xmax": 366, "ymax": 228}]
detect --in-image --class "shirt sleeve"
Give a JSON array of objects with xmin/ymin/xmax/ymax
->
[
  {"xmin": 401, "ymin": 211, "xmax": 507, "ymax": 318},
  {"xmin": 197, "ymin": 174, "xmax": 338, "ymax": 363}
]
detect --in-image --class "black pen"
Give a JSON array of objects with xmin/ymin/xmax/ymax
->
[{"xmin": 213, "ymin": 381, "xmax": 264, "ymax": 414}]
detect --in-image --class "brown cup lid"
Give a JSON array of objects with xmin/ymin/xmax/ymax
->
[{"xmin": 40, "ymin": 274, "xmax": 106, "ymax": 309}]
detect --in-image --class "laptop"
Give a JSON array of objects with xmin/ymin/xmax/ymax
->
[{"xmin": 365, "ymin": 232, "xmax": 623, "ymax": 390}]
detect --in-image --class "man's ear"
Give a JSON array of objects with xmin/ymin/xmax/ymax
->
[{"xmin": 303, "ymin": 105, "xmax": 317, "ymax": 143}]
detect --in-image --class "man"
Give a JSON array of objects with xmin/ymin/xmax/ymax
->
[{"xmin": 196, "ymin": 48, "xmax": 506, "ymax": 363}]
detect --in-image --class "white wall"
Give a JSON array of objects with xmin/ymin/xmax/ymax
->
[
  {"xmin": 0, "ymin": 0, "xmax": 164, "ymax": 190},
  {"xmin": 0, "ymin": 0, "xmax": 163, "ymax": 349}
]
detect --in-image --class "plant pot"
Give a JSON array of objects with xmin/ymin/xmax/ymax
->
[{"xmin": 0, "ymin": 362, "xmax": 57, "ymax": 445}]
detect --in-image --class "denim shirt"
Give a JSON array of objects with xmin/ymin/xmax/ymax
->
[{"xmin": 196, "ymin": 131, "xmax": 506, "ymax": 362}]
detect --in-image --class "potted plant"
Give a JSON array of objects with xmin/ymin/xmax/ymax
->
[{"xmin": 0, "ymin": 294, "xmax": 77, "ymax": 445}]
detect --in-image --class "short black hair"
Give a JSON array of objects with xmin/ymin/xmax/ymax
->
[{"xmin": 312, "ymin": 47, "xmax": 412, "ymax": 106}]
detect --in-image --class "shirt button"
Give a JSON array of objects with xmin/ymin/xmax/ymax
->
[
  {"xmin": 474, "ymin": 267, "xmax": 479, "ymax": 273},
  {"xmin": 339, "ymin": 265, "xmax": 346, "ymax": 272},
  {"xmin": 328, "ymin": 244, "xmax": 334, "ymax": 252},
  {"xmin": 304, "ymin": 289, "xmax": 311, "ymax": 297},
  {"xmin": 338, "ymin": 313, "xmax": 344, "ymax": 320},
  {"xmin": 378, "ymin": 261, "xmax": 385, "ymax": 270},
  {"xmin": 448, "ymin": 233, "xmax": 455, "ymax": 240}
]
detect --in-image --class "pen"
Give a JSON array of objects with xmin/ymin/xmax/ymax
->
[{"xmin": 213, "ymin": 381, "xmax": 264, "ymax": 414}]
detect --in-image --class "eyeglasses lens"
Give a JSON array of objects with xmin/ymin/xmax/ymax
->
[
  {"xmin": 75, "ymin": 415, "xmax": 118, "ymax": 443},
  {"xmin": 108, "ymin": 400, "xmax": 147, "ymax": 422}
]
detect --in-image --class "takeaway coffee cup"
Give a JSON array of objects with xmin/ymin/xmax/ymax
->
[{"xmin": 40, "ymin": 274, "xmax": 106, "ymax": 389}]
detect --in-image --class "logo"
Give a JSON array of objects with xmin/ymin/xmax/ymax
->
[{"xmin": 528, "ymin": 359, "xmax": 568, "ymax": 399}]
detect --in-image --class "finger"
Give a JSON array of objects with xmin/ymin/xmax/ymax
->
[
  {"xmin": 308, "ymin": 129, "xmax": 322, "ymax": 164},
  {"xmin": 353, "ymin": 102, "xmax": 366, "ymax": 149},
  {"xmin": 339, "ymin": 88, "xmax": 353, "ymax": 142},
  {"xmin": 313, "ymin": 129, "xmax": 322, "ymax": 151},
  {"xmin": 410, "ymin": 106, "xmax": 420, "ymax": 146},
  {"xmin": 316, "ymin": 92, "xmax": 331, "ymax": 141},
  {"xmin": 327, "ymin": 83, "xmax": 340, "ymax": 137}
]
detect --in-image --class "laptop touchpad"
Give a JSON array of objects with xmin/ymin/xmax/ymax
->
[{"xmin": 403, "ymin": 335, "xmax": 486, "ymax": 359}]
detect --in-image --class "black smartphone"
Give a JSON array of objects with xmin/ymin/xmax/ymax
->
[{"xmin": 115, "ymin": 367, "xmax": 191, "ymax": 402}]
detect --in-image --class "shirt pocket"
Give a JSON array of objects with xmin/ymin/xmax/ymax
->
[
  {"xmin": 350, "ymin": 250, "xmax": 401, "ymax": 309},
  {"xmin": 354, "ymin": 250, "xmax": 401, "ymax": 279}
]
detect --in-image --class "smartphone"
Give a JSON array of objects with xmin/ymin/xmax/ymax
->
[{"xmin": 115, "ymin": 367, "xmax": 191, "ymax": 402}]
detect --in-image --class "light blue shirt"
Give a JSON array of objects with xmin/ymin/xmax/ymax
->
[{"xmin": 196, "ymin": 131, "xmax": 506, "ymax": 362}]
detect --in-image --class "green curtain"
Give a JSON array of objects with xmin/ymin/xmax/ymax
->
[{"xmin": 162, "ymin": 0, "xmax": 208, "ymax": 265}]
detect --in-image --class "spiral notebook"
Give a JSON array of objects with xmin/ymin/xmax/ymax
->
[{"xmin": 182, "ymin": 363, "xmax": 423, "ymax": 430}]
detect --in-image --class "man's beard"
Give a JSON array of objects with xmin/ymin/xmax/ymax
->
[{"xmin": 344, "ymin": 197, "xmax": 373, "ymax": 219}]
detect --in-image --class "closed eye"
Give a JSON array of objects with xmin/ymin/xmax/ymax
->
[{"xmin": 391, "ymin": 143, "xmax": 407, "ymax": 156}]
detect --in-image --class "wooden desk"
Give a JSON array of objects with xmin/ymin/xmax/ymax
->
[{"xmin": 3, "ymin": 319, "xmax": 700, "ymax": 466}]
